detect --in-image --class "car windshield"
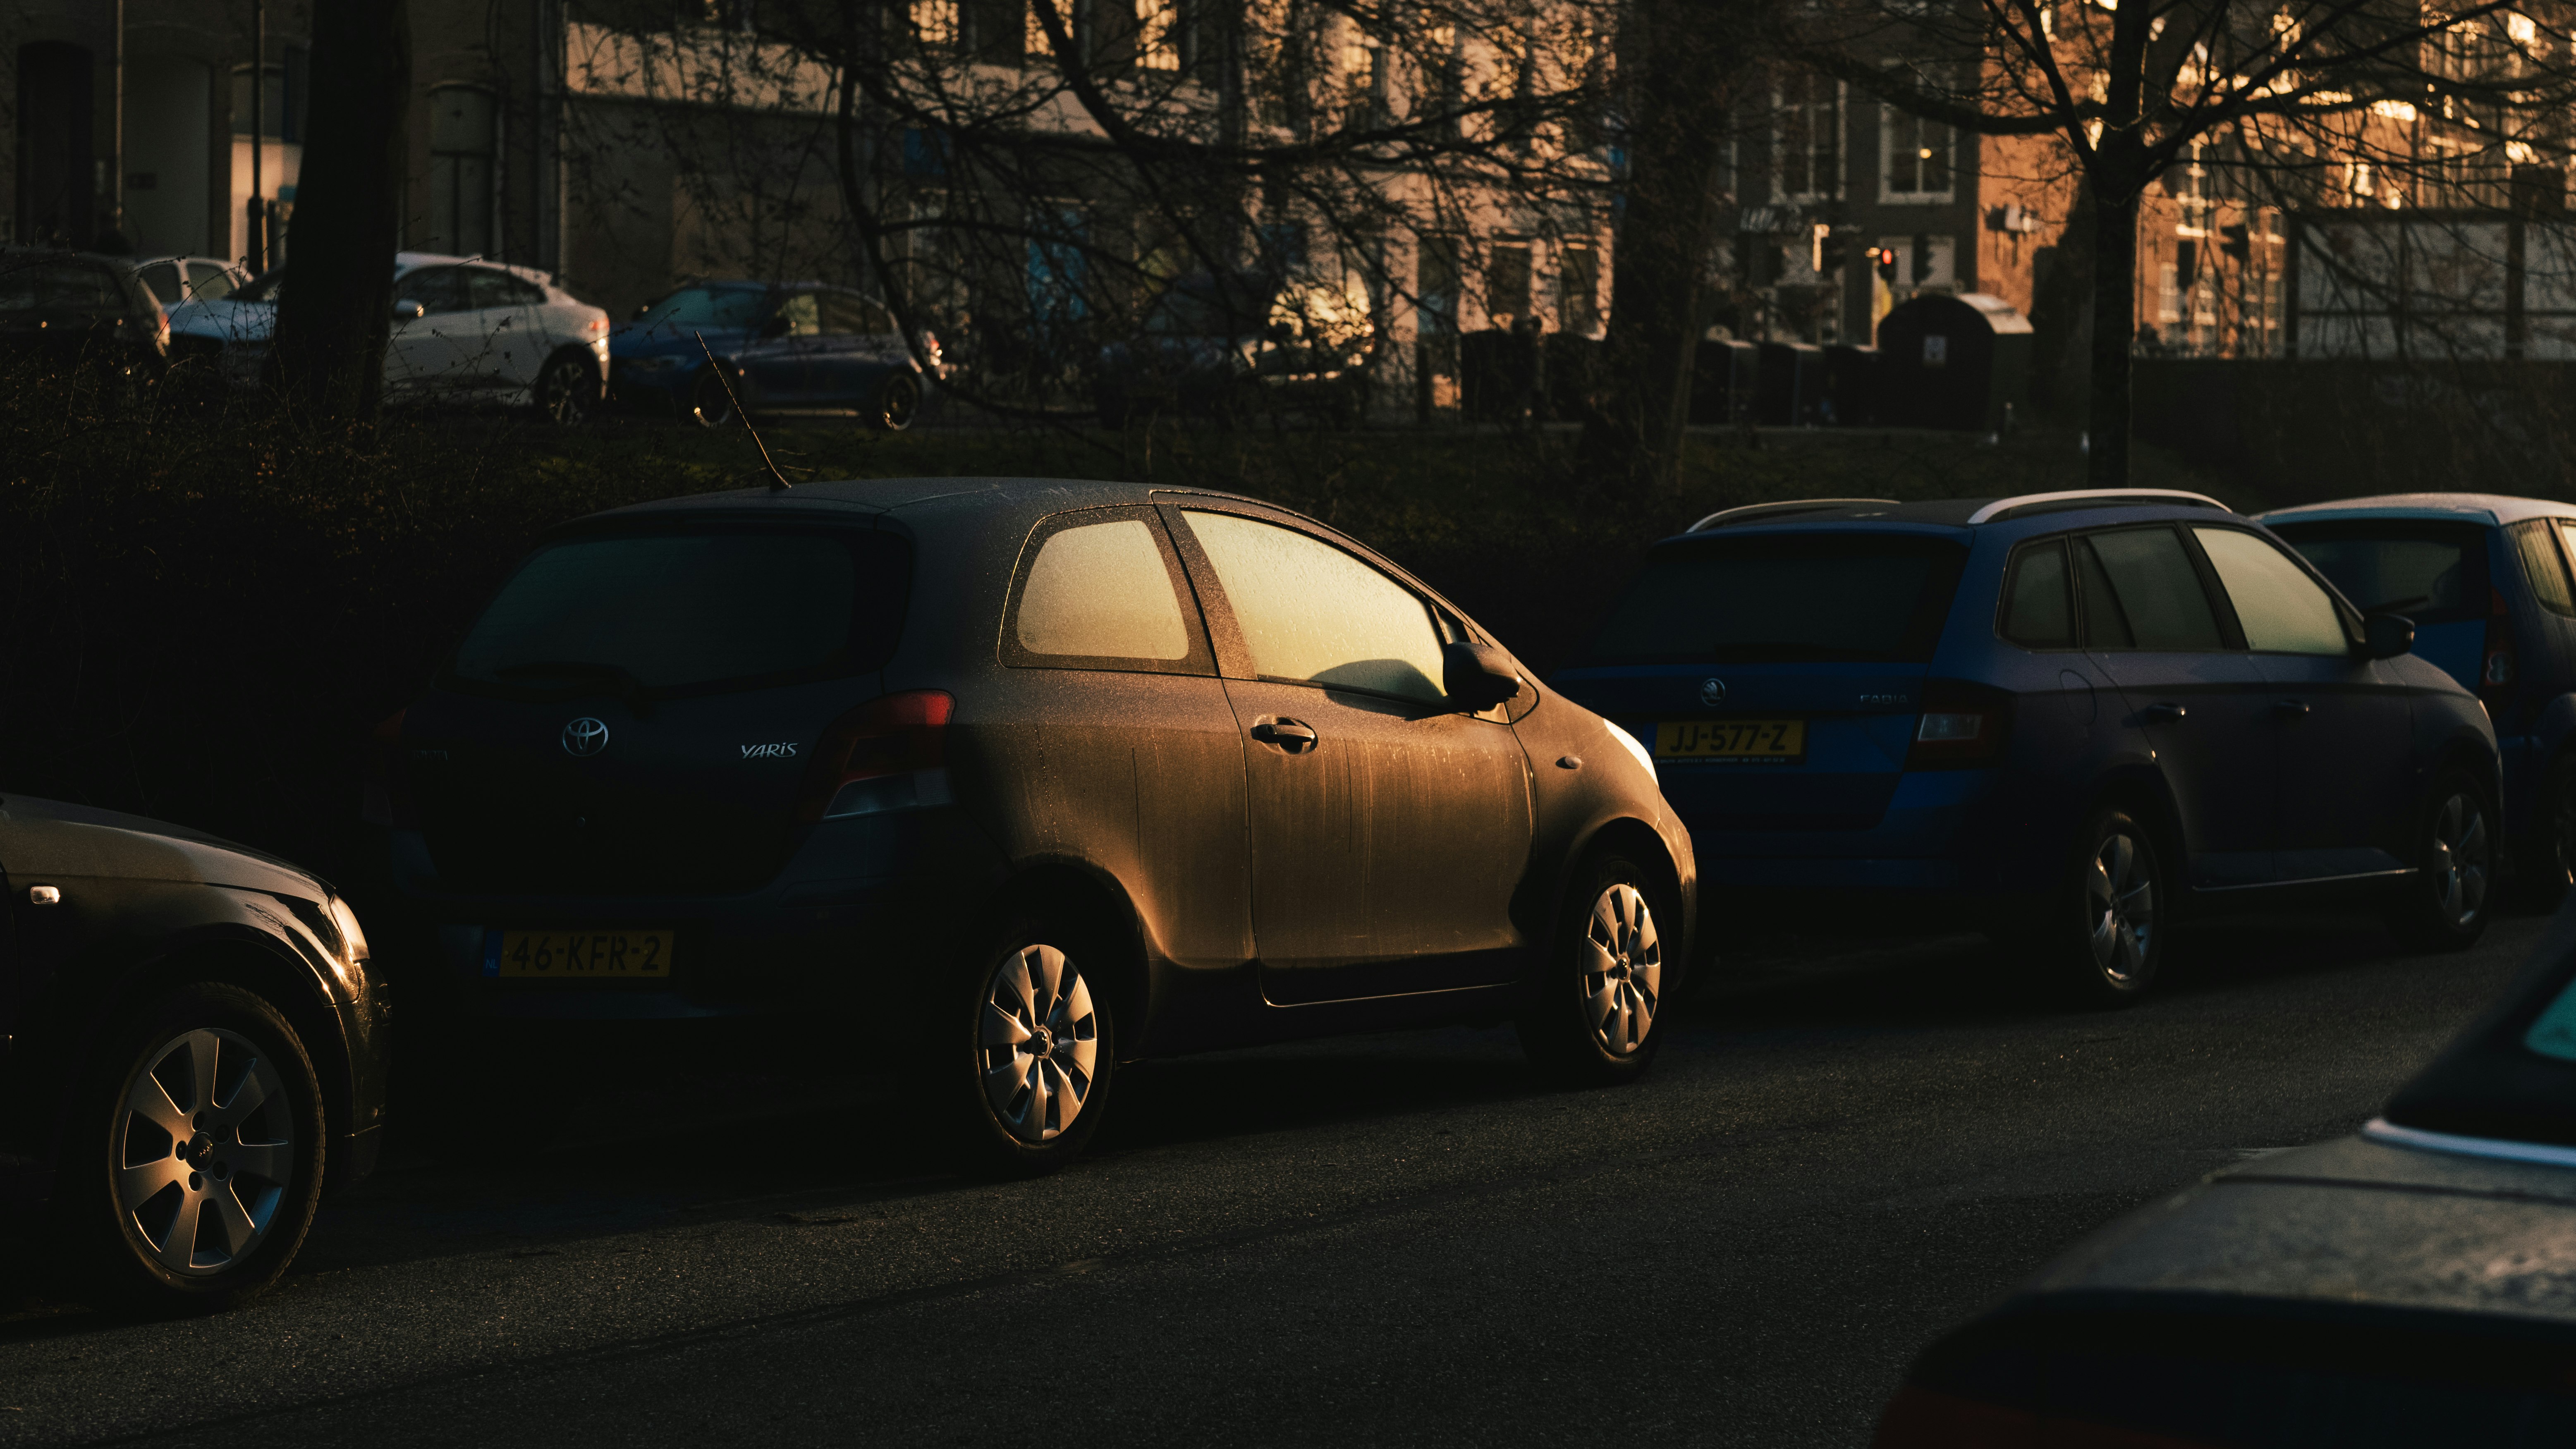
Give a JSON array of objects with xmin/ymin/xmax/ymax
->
[
  {"xmin": 632, "ymin": 286, "xmax": 770, "ymax": 330},
  {"xmin": 1582, "ymin": 532, "xmax": 1970, "ymax": 663},
  {"xmin": 449, "ymin": 529, "xmax": 912, "ymax": 695},
  {"xmin": 2270, "ymin": 521, "xmax": 2488, "ymax": 624}
]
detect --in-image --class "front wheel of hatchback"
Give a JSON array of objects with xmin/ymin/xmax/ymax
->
[
  {"xmin": 2030, "ymin": 807, "xmax": 2167, "ymax": 1009},
  {"xmin": 2385, "ymin": 770, "xmax": 2496, "ymax": 953},
  {"xmin": 69, "ymin": 983, "xmax": 325, "ymax": 1313},
  {"xmin": 688, "ymin": 365, "xmax": 738, "ymax": 428},
  {"xmin": 937, "ymin": 918, "xmax": 1118, "ymax": 1178},
  {"xmin": 1518, "ymin": 853, "xmax": 1673, "ymax": 1086},
  {"xmin": 2525, "ymin": 751, "xmax": 2576, "ymax": 905}
]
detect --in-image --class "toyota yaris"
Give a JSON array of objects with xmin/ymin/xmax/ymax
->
[{"xmin": 369, "ymin": 478, "xmax": 1694, "ymax": 1174}]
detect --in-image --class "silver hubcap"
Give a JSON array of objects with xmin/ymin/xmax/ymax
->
[
  {"xmin": 2430, "ymin": 791, "xmax": 2491, "ymax": 927},
  {"xmin": 2085, "ymin": 831, "xmax": 2157, "ymax": 985},
  {"xmin": 1581, "ymin": 883, "xmax": 1662, "ymax": 1056},
  {"xmin": 980, "ymin": 945, "xmax": 1099, "ymax": 1145},
  {"xmin": 115, "ymin": 1028, "xmax": 293, "ymax": 1276}
]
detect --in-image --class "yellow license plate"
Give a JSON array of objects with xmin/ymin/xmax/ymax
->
[
  {"xmin": 1656, "ymin": 719, "xmax": 1805, "ymax": 763},
  {"xmin": 485, "ymin": 928, "xmax": 674, "ymax": 979}
]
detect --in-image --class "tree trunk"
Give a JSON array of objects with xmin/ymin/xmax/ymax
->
[
  {"xmin": 2085, "ymin": 184, "xmax": 2138, "ymax": 486},
  {"xmin": 1579, "ymin": 0, "xmax": 1742, "ymax": 496},
  {"xmin": 272, "ymin": 0, "xmax": 412, "ymax": 423}
]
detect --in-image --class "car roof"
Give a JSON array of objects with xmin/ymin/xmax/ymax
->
[
  {"xmin": 1670, "ymin": 489, "xmax": 2239, "ymax": 540},
  {"xmin": 2258, "ymin": 493, "xmax": 2576, "ymax": 527},
  {"xmin": 393, "ymin": 251, "xmax": 558, "ymax": 289},
  {"xmin": 580, "ymin": 477, "xmax": 1274, "ymax": 526}
]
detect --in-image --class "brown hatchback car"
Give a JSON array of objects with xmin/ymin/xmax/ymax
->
[{"xmin": 373, "ymin": 478, "xmax": 1695, "ymax": 1174}]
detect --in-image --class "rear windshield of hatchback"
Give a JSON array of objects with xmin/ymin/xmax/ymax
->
[
  {"xmin": 449, "ymin": 528, "xmax": 911, "ymax": 695},
  {"xmin": 1583, "ymin": 532, "xmax": 1969, "ymax": 664},
  {"xmin": 2269, "ymin": 521, "xmax": 2489, "ymax": 625}
]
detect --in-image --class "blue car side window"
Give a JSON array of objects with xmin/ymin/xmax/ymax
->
[{"xmin": 2000, "ymin": 538, "xmax": 2075, "ymax": 649}]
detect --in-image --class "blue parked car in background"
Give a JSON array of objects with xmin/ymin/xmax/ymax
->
[
  {"xmin": 2262, "ymin": 494, "xmax": 2576, "ymax": 898},
  {"xmin": 1554, "ymin": 488, "xmax": 2499, "ymax": 1005},
  {"xmin": 607, "ymin": 281, "xmax": 939, "ymax": 431}
]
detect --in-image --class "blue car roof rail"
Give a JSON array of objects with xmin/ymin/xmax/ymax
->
[
  {"xmin": 1964, "ymin": 489, "xmax": 2229, "ymax": 524},
  {"xmin": 1687, "ymin": 498, "xmax": 1900, "ymax": 532}
]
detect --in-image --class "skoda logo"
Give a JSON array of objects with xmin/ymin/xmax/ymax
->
[
  {"xmin": 1699, "ymin": 678, "xmax": 1727, "ymax": 707},
  {"xmin": 562, "ymin": 717, "xmax": 610, "ymax": 758}
]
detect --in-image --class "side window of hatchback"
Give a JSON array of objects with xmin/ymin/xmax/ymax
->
[
  {"xmin": 2514, "ymin": 519, "xmax": 2576, "ymax": 618},
  {"xmin": 2076, "ymin": 526, "xmax": 2227, "ymax": 651},
  {"xmin": 1004, "ymin": 511, "xmax": 1210, "ymax": 673},
  {"xmin": 1182, "ymin": 509, "xmax": 1450, "ymax": 705},
  {"xmin": 2192, "ymin": 528, "xmax": 2351, "ymax": 655},
  {"xmin": 1999, "ymin": 538, "xmax": 2076, "ymax": 648}
]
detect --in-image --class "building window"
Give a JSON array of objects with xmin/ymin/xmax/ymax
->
[
  {"xmin": 1774, "ymin": 74, "xmax": 1842, "ymax": 202},
  {"xmin": 912, "ymin": 0, "xmax": 961, "ymax": 46},
  {"xmin": 1881, "ymin": 103, "xmax": 1952, "ymax": 202},
  {"xmin": 1417, "ymin": 236, "xmax": 1461, "ymax": 335},
  {"xmin": 2155, "ymin": 261, "xmax": 2180, "ymax": 325},
  {"xmin": 1136, "ymin": 0, "xmax": 1181, "ymax": 69},
  {"xmin": 1487, "ymin": 242, "xmax": 1532, "ymax": 324},
  {"xmin": 1559, "ymin": 243, "xmax": 1600, "ymax": 333},
  {"xmin": 424, "ymin": 85, "xmax": 496, "ymax": 256}
]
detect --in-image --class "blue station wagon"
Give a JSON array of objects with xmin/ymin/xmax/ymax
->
[
  {"xmin": 1555, "ymin": 489, "xmax": 2501, "ymax": 1004},
  {"xmin": 2261, "ymin": 494, "xmax": 2576, "ymax": 896}
]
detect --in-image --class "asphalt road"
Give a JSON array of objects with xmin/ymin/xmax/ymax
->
[{"xmin": 0, "ymin": 906, "xmax": 2547, "ymax": 1447}]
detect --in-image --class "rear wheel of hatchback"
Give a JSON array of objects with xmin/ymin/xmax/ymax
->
[
  {"xmin": 67, "ymin": 982, "xmax": 326, "ymax": 1313},
  {"xmin": 935, "ymin": 909, "xmax": 1120, "ymax": 1178},
  {"xmin": 2012, "ymin": 806, "xmax": 2167, "ymax": 1009}
]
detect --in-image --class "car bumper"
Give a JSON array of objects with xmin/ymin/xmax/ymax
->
[
  {"xmin": 1675, "ymin": 766, "xmax": 2063, "ymax": 899},
  {"xmin": 384, "ymin": 807, "xmax": 1006, "ymax": 1021}
]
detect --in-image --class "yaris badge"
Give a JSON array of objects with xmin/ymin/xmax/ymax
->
[
  {"xmin": 562, "ymin": 717, "xmax": 610, "ymax": 757},
  {"xmin": 1699, "ymin": 678, "xmax": 1727, "ymax": 706}
]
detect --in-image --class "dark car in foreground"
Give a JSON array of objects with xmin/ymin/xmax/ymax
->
[
  {"xmin": 368, "ymin": 477, "xmax": 1693, "ymax": 1174},
  {"xmin": 0, "ymin": 249, "xmax": 170, "ymax": 394},
  {"xmin": 2263, "ymin": 493, "xmax": 2576, "ymax": 896},
  {"xmin": 0, "ymin": 795, "xmax": 390, "ymax": 1310},
  {"xmin": 1093, "ymin": 268, "xmax": 1374, "ymax": 428},
  {"xmin": 1553, "ymin": 489, "xmax": 2498, "ymax": 1005},
  {"xmin": 1877, "ymin": 899, "xmax": 2576, "ymax": 1447},
  {"xmin": 608, "ymin": 282, "xmax": 935, "ymax": 431}
]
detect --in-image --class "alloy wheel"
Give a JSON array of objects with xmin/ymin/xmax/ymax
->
[
  {"xmin": 1580, "ymin": 882, "xmax": 1662, "ymax": 1057},
  {"xmin": 115, "ymin": 1028, "xmax": 294, "ymax": 1276},
  {"xmin": 2084, "ymin": 830, "xmax": 2157, "ymax": 987},
  {"xmin": 539, "ymin": 356, "xmax": 591, "ymax": 426},
  {"xmin": 2429, "ymin": 790, "xmax": 2492, "ymax": 928},
  {"xmin": 979, "ymin": 945, "xmax": 1099, "ymax": 1144}
]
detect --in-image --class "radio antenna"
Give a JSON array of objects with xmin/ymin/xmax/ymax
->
[{"xmin": 694, "ymin": 330, "xmax": 792, "ymax": 490}]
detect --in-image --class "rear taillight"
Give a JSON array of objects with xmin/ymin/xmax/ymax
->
[
  {"xmin": 1906, "ymin": 679, "xmax": 2014, "ymax": 769},
  {"xmin": 799, "ymin": 691, "xmax": 955, "ymax": 823},
  {"xmin": 2483, "ymin": 586, "xmax": 2517, "ymax": 698},
  {"xmin": 361, "ymin": 708, "xmax": 417, "ymax": 828},
  {"xmin": 584, "ymin": 315, "xmax": 608, "ymax": 337}
]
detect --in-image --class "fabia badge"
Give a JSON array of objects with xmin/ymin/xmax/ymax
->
[
  {"xmin": 1699, "ymin": 678, "xmax": 1727, "ymax": 707},
  {"xmin": 562, "ymin": 717, "xmax": 610, "ymax": 758}
]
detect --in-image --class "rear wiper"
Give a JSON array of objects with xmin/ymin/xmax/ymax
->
[
  {"xmin": 2360, "ymin": 594, "xmax": 2432, "ymax": 615},
  {"xmin": 490, "ymin": 660, "xmax": 659, "ymax": 715}
]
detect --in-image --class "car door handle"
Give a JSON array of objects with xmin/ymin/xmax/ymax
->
[
  {"xmin": 2141, "ymin": 703, "xmax": 2187, "ymax": 723},
  {"xmin": 2274, "ymin": 698, "xmax": 2311, "ymax": 717},
  {"xmin": 1251, "ymin": 718, "xmax": 1318, "ymax": 753}
]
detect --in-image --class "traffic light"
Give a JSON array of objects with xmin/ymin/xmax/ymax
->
[
  {"xmin": 1815, "ymin": 223, "xmax": 1854, "ymax": 274},
  {"xmin": 1912, "ymin": 234, "xmax": 1934, "ymax": 284},
  {"xmin": 1867, "ymin": 245, "xmax": 1899, "ymax": 282}
]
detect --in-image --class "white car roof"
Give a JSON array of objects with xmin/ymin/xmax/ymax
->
[
  {"xmin": 393, "ymin": 251, "xmax": 558, "ymax": 290},
  {"xmin": 2257, "ymin": 493, "xmax": 2576, "ymax": 527}
]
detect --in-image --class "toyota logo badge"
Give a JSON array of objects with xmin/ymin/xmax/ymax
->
[
  {"xmin": 1698, "ymin": 678, "xmax": 1727, "ymax": 706},
  {"xmin": 562, "ymin": 717, "xmax": 610, "ymax": 757}
]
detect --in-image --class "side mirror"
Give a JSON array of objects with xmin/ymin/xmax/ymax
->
[
  {"xmin": 758, "ymin": 313, "xmax": 792, "ymax": 340},
  {"xmin": 631, "ymin": 303, "xmax": 652, "ymax": 320},
  {"xmin": 2362, "ymin": 612, "xmax": 2417, "ymax": 660},
  {"xmin": 1442, "ymin": 640, "xmax": 1523, "ymax": 713},
  {"xmin": 392, "ymin": 299, "xmax": 424, "ymax": 321}
]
